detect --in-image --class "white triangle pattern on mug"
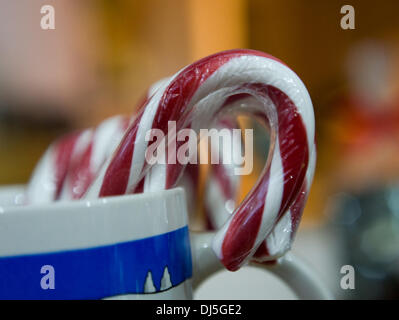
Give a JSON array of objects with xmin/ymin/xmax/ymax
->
[
  {"xmin": 160, "ymin": 266, "xmax": 172, "ymax": 291},
  {"xmin": 144, "ymin": 271, "xmax": 156, "ymax": 293}
]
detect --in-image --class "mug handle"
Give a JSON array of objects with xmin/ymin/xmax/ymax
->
[{"xmin": 190, "ymin": 232, "xmax": 333, "ymax": 300}]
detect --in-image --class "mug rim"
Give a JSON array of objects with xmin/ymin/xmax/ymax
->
[
  {"xmin": 0, "ymin": 186, "xmax": 186, "ymax": 215},
  {"xmin": 0, "ymin": 186, "xmax": 188, "ymax": 257}
]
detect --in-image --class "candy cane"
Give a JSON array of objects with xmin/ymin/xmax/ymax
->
[
  {"xmin": 205, "ymin": 96, "xmax": 315, "ymax": 262},
  {"xmin": 203, "ymin": 117, "xmax": 241, "ymax": 230},
  {"xmin": 84, "ymin": 49, "xmax": 315, "ymax": 271},
  {"xmin": 25, "ymin": 116, "xmax": 130, "ymax": 204},
  {"xmin": 59, "ymin": 116, "xmax": 130, "ymax": 201},
  {"xmin": 253, "ymin": 144, "xmax": 316, "ymax": 261},
  {"xmin": 25, "ymin": 130, "xmax": 86, "ymax": 204},
  {"xmin": 25, "ymin": 78, "xmax": 240, "ymax": 230},
  {"xmin": 27, "ymin": 49, "xmax": 316, "ymax": 270}
]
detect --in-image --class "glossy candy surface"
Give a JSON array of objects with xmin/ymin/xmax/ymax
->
[{"xmin": 27, "ymin": 49, "xmax": 316, "ymax": 271}]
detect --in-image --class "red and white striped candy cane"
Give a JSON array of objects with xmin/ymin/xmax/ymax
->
[
  {"xmin": 26, "ymin": 130, "xmax": 82, "ymax": 204},
  {"xmin": 84, "ymin": 49, "xmax": 315, "ymax": 271},
  {"xmin": 25, "ymin": 115, "xmax": 130, "ymax": 204},
  {"xmin": 25, "ymin": 76, "xmax": 170, "ymax": 204},
  {"xmin": 204, "ymin": 95, "xmax": 315, "ymax": 262},
  {"xmin": 203, "ymin": 117, "xmax": 241, "ymax": 230},
  {"xmin": 59, "ymin": 116, "xmax": 130, "ymax": 201},
  {"xmin": 253, "ymin": 144, "xmax": 316, "ymax": 261},
  {"xmin": 25, "ymin": 76, "xmax": 240, "ymax": 229}
]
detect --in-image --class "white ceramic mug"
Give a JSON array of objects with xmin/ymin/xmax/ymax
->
[{"xmin": 0, "ymin": 186, "xmax": 332, "ymax": 299}]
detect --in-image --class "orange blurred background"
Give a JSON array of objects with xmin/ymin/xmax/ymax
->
[{"xmin": 1, "ymin": 0, "xmax": 399, "ymax": 227}]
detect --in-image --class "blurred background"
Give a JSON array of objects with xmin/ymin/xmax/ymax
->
[{"xmin": 1, "ymin": 0, "xmax": 399, "ymax": 299}]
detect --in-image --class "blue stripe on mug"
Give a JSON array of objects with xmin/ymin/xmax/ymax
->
[{"xmin": 0, "ymin": 226, "xmax": 192, "ymax": 299}]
